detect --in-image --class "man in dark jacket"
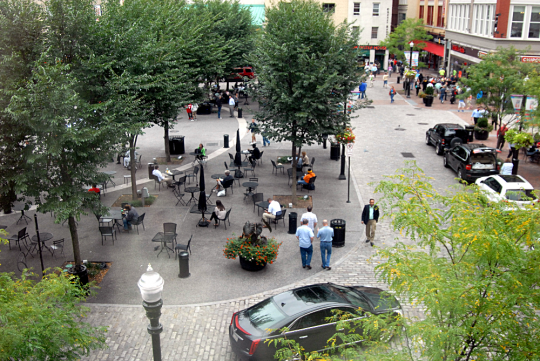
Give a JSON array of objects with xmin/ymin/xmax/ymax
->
[
  {"xmin": 361, "ymin": 199, "xmax": 379, "ymax": 247},
  {"xmin": 216, "ymin": 95, "xmax": 223, "ymax": 119},
  {"xmin": 249, "ymin": 143, "xmax": 261, "ymax": 164},
  {"xmin": 122, "ymin": 204, "xmax": 139, "ymax": 231}
]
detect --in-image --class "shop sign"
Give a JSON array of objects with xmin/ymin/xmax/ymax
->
[
  {"xmin": 521, "ymin": 56, "xmax": 540, "ymax": 63},
  {"xmin": 452, "ymin": 44, "xmax": 465, "ymax": 53},
  {"xmin": 451, "ymin": 44, "xmax": 483, "ymax": 59},
  {"xmin": 356, "ymin": 45, "xmax": 387, "ymax": 50}
]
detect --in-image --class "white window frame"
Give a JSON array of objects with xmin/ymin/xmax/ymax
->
[
  {"xmin": 371, "ymin": 26, "xmax": 378, "ymax": 39},
  {"xmin": 353, "ymin": 2, "xmax": 360, "ymax": 16},
  {"xmin": 529, "ymin": 6, "xmax": 540, "ymax": 39},
  {"xmin": 510, "ymin": 5, "xmax": 526, "ymax": 38},
  {"xmin": 373, "ymin": 3, "xmax": 380, "ymax": 16}
]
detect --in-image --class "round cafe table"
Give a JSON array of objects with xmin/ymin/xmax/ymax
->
[
  {"xmin": 184, "ymin": 187, "xmax": 200, "ymax": 205},
  {"xmin": 31, "ymin": 232, "xmax": 54, "ymax": 255},
  {"xmin": 242, "ymin": 181, "xmax": 258, "ymax": 200}
]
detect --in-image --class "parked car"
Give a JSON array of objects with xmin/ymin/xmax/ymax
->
[
  {"xmin": 229, "ymin": 283, "xmax": 402, "ymax": 361},
  {"xmin": 443, "ymin": 144, "xmax": 500, "ymax": 182},
  {"xmin": 426, "ymin": 123, "xmax": 470, "ymax": 155},
  {"xmin": 476, "ymin": 174, "xmax": 537, "ymax": 209}
]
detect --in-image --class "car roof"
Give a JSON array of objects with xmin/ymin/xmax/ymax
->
[
  {"xmin": 271, "ymin": 284, "xmax": 348, "ymax": 316},
  {"xmin": 437, "ymin": 123, "xmax": 464, "ymax": 128},
  {"xmin": 492, "ymin": 175, "xmax": 534, "ymax": 188}
]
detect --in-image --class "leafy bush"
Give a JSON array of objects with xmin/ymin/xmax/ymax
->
[
  {"xmin": 425, "ymin": 86, "xmax": 434, "ymax": 96},
  {"xmin": 505, "ymin": 129, "xmax": 534, "ymax": 149},
  {"xmin": 131, "ymin": 195, "xmax": 156, "ymax": 207},
  {"xmin": 224, "ymin": 236, "xmax": 282, "ymax": 266}
]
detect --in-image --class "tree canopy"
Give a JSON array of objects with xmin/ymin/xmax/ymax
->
[
  {"xmin": 248, "ymin": 0, "xmax": 360, "ymax": 202},
  {"xmin": 380, "ymin": 18, "xmax": 431, "ymax": 68}
]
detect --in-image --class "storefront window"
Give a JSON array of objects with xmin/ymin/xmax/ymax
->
[
  {"xmin": 511, "ymin": 6, "xmax": 525, "ymax": 38},
  {"xmin": 530, "ymin": 6, "xmax": 540, "ymax": 38}
]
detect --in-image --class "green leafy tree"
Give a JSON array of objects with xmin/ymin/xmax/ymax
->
[
  {"xmin": 0, "ymin": 269, "xmax": 107, "ymax": 360},
  {"xmin": 0, "ymin": 0, "xmax": 44, "ymax": 213},
  {"xmin": 460, "ymin": 46, "xmax": 539, "ymax": 129},
  {"xmin": 248, "ymin": 0, "xmax": 360, "ymax": 203},
  {"xmin": 380, "ymin": 18, "xmax": 431, "ymax": 68}
]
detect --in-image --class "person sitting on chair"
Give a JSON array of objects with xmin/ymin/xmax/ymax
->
[
  {"xmin": 152, "ymin": 166, "xmax": 174, "ymax": 187},
  {"xmin": 262, "ymin": 197, "xmax": 282, "ymax": 226},
  {"xmin": 301, "ymin": 151, "xmax": 310, "ymax": 167},
  {"xmin": 123, "ymin": 149, "xmax": 139, "ymax": 168},
  {"xmin": 297, "ymin": 169, "xmax": 316, "ymax": 186},
  {"xmin": 248, "ymin": 143, "xmax": 261, "ymax": 163},
  {"xmin": 208, "ymin": 200, "xmax": 227, "ymax": 227},
  {"xmin": 215, "ymin": 170, "xmax": 234, "ymax": 191},
  {"xmin": 122, "ymin": 204, "xmax": 139, "ymax": 231},
  {"xmin": 88, "ymin": 184, "xmax": 100, "ymax": 195}
]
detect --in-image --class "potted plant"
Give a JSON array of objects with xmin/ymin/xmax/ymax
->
[
  {"xmin": 223, "ymin": 222, "xmax": 282, "ymax": 271},
  {"xmin": 474, "ymin": 117, "xmax": 493, "ymax": 141},
  {"xmin": 424, "ymin": 86, "xmax": 434, "ymax": 107}
]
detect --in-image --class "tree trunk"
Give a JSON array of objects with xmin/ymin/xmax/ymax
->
[
  {"xmin": 291, "ymin": 143, "xmax": 297, "ymax": 207},
  {"xmin": 0, "ymin": 184, "xmax": 16, "ymax": 214},
  {"xmin": 164, "ymin": 121, "xmax": 171, "ymax": 162},
  {"xmin": 130, "ymin": 135, "xmax": 138, "ymax": 200},
  {"xmin": 68, "ymin": 215, "xmax": 82, "ymax": 270}
]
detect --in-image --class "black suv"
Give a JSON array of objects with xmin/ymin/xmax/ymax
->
[
  {"xmin": 426, "ymin": 123, "xmax": 470, "ymax": 155},
  {"xmin": 444, "ymin": 144, "xmax": 500, "ymax": 182}
]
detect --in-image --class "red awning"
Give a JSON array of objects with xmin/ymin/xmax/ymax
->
[{"xmin": 414, "ymin": 40, "xmax": 445, "ymax": 57}]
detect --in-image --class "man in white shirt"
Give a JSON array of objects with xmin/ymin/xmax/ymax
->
[
  {"xmin": 152, "ymin": 166, "xmax": 173, "ymax": 187},
  {"xmin": 262, "ymin": 197, "xmax": 281, "ymax": 225},
  {"xmin": 228, "ymin": 95, "xmax": 235, "ymax": 117},
  {"xmin": 123, "ymin": 150, "xmax": 139, "ymax": 168},
  {"xmin": 300, "ymin": 206, "xmax": 317, "ymax": 232}
]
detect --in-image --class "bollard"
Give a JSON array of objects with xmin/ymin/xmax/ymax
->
[
  {"xmin": 288, "ymin": 212, "xmax": 297, "ymax": 234},
  {"xmin": 238, "ymin": 108, "xmax": 243, "ymax": 118},
  {"xmin": 224, "ymin": 134, "xmax": 229, "ymax": 148},
  {"xmin": 178, "ymin": 251, "xmax": 190, "ymax": 278}
]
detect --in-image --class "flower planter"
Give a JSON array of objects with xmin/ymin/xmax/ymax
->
[
  {"xmin": 424, "ymin": 96, "xmax": 434, "ymax": 107},
  {"xmin": 474, "ymin": 130, "xmax": 489, "ymax": 141},
  {"xmin": 240, "ymin": 256, "xmax": 267, "ymax": 271}
]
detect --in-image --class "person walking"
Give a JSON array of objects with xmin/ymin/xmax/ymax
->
[
  {"xmin": 317, "ymin": 220, "xmax": 334, "ymax": 270},
  {"xmin": 457, "ymin": 89, "xmax": 466, "ymax": 112},
  {"xmin": 439, "ymin": 86, "xmax": 446, "ymax": 104},
  {"xmin": 296, "ymin": 219, "xmax": 314, "ymax": 269},
  {"xmin": 497, "ymin": 123, "xmax": 508, "ymax": 150},
  {"xmin": 471, "ymin": 107, "xmax": 484, "ymax": 125},
  {"xmin": 369, "ymin": 73, "xmax": 374, "ymax": 88},
  {"xmin": 361, "ymin": 199, "xmax": 379, "ymax": 247},
  {"xmin": 228, "ymin": 94, "xmax": 235, "ymax": 117},
  {"xmin": 359, "ymin": 81, "xmax": 367, "ymax": 99},
  {"xmin": 262, "ymin": 130, "xmax": 270, "ymax": 147},
  {"xmin": 186, "ymin": 103, "xmax": 193, "ymax": 121},
  {"xmin": 371, "ymin": 63, "xmax": 378, "ymax": 78},
  {"xmin": 249, "ymin": 119, "xmax": 258, "ymax": 143},
  {"xmin": 382, "ymin": 72, "xmax": 388, "ymax": 88},
  {"xmin": 389, "ymin": 86, "xmax": 396, "ymax": 103},
  {"xmin": 192, "ymin": 103, "xmax": 198, "ymax": 120},
  {"xmin": 300, "ymin": 206, "xmax": 318, "ymax": 232},
  {"xmin": 216, "ymin": 95, "xmax": 223, "ymax": 119}
]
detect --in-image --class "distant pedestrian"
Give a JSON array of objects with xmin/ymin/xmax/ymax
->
[
  {"xmin": 317, "ymin": 220, "xmax": 334, "ymax": 270},
  {"xmin": 361, "ymin": 199, "xmax": 379, "ymax": 247},
  {"xmin": 228, "ymin": 95, "xmax": 235, "ymax": 117},
  {"xmin": 471, "ymin": 107, "xmax": 484, "ymax": 125},
  {"xmin": 249, "ymin": 119, "xmax": 258, "ymax": 143},
  {"xmin": 497, "ymin": 123, "xmax": 508, "ymax": 150},
  {"xmin": 262, "ymin": 130, "xmax": 270, "ymax": 147},
  {"xmin": 186, "ymin": 104, "xmax": 193, "ymax": 121},
  {"xmin": 466, "ymin": 94, "xmax": 473, "ymax": 110},
  {"xmin": 382, "ymin": 72, "xmax": 388, "ymax": 88},
  {"xmin": 301, "ymin": 206, "xmax": 318, "ymax": 232},
  {"xmin": 192, "ymin": 103, "xmax": 198, "ymax": 120},
  {"xmin": 369, "ymin": 73, "xmax": 374, "ymax": 88},
  {"xmin": 415, "ymin": 80, "xmax": 421, "ymax": 96},
  {"xmin": 359, "ymin": 81, "xmax": 367, "ymax": 99},
  {"xmin": 439, "ymin": 87, "xmax": 446, "ymax": 104},
  {"xmin": 296, "ymin": 219, "xmax": 314, "ymax": 269},
  {"xmin": 371, "ymin": 64, "xmax": 378, "ymax": 78},
  {"xmin": 216, "ymin": 95, "xmax": 223, "ymax": 119},
  {"xmin": 389, "ymin": 86, "xmax": 396, "ymax": 103}
]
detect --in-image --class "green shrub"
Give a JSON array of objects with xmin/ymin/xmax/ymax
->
[
  {"xmin": 425, "ymin": 86, "xmax": 434, "ymax": 96},
  {"xmin": 477, "ymin": 118, "xmax": 488, "ymax": 128},
  {"xmin": 131, "ymin": 195, "xmax": 156, "ymax": 207},
  {"xmin": 475, "ymin": 118, "xmax": 493, "ymax": 132}
]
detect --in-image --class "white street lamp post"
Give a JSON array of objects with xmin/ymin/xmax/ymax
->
[{"xmin": 138, "ymin": 264, "xmax": 164, "ymax": 361}]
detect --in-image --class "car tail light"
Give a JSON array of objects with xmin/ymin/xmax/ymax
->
[
  {"xmin": 249, "ymin": 339, "xmax": 260, "ymax": 355},
  {"xmin": 465, "ymin": 165, "xmax": 472, "ymax": 170},
  {"xmin": 497, "ymin": 165, "xmax": 500, "ymax": 171},
  {"xmin": 230, "ymin": 313, "xmax": 236, "ymax": 326},
  {"xmin": 441, "ymin": 139, "xmax": 445, "ymax": 145},
  {"xmin": 235, "ymin": 314, "xmax": 251, "ymax": 335}
]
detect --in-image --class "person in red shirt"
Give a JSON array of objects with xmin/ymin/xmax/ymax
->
[
  {"xmin": 186, "ymin": 104, "xmax": 193, "ymax": 121},
  {"xmin": 88, "ymin": 185, "xmax": 100, "ymax": 195},
  {"xmin": 496, "ymin": 123, "xmax": 508, "ymax": 150}
]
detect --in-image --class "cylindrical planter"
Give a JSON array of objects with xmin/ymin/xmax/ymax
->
[
  {"xmin": 67, "ymin": 265, "xmax": 89, "ymax": 291},
  {"xmin": 424, "ymin": 96, "xmax": 434, "ymax": 107},
  {"xmin": 474, "ymin": 130, "xmax": 489, "ymax": 141},
  {"xmin": 240, "ymin": 256, "xmax": 266, "ymax": 271}
]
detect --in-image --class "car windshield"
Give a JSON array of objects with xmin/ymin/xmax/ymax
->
[
  {"xmin": 356, "ymin": 288, "xmax": 400, "ymax": 312},
  {"xmin": 505, "ymin": 189, "xmax": 537, "ymax": 201},
  {"xmin": 248, "ymin": 298, "xmax": 287, "ymax": 330},
  {"xmin": 329, "ymin": 285, "xmax": 371, "ymax": 311}
]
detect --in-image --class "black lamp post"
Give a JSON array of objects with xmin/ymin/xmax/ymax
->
[
  {"xmin": 322, "ymin": 134, "xmax": 328, "ymax": 149},
  {"xmin": 138, "ymin": 264, "xmax": 164, "ymax": 361}
]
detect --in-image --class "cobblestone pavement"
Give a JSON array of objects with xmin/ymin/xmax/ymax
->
[{"xmin": 79, "ymin": 76, "xmax": 465, "ymax": 360}]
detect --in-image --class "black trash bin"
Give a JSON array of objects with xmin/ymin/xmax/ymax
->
[
  {"xmin": 465, "ymin": 125, "xmax": 475, "ymax": 142},
  {"xmin": 330, "ymin": 143, "xmax": 340, "ymax": 161},
  {"xmin": 330, "ymin": 219, "xmax": 346, "ymax": 247},
  {"xmin": 178, "ymin": 251, "xmax": 190, "ymax": 278},
  {"xmin": 238, "ymin": 107, "xmax": 243, "ymax": 118},
  {"xmin": 169, "ymin": 135, "xmax": 185, "ymax": 155},
  {"xmin": 288, "ymin": 212, "xmax": 297, "ymax": 234},
  {"xmin": 197, "ymin": 102, "xmax": 212, "ymax": 115},
  {"xmin": 224, "ymin": 134, "xmax": 229, "ymax": 148}
]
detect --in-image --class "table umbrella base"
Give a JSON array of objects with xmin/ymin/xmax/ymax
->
[{"xmin": 198, "ymin": 218, "xmax": 209, "ymax": 227}]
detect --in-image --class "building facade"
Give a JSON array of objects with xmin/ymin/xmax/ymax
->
[
  {"xmin": 416, "ymin": 0, "xmax": 448, "ymax": 70},
  {"xmin": 445, "ymin": 0, "xmax": 540, "ymax": 74}
]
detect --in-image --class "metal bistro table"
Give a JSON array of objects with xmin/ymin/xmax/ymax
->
[
  {"xmin": 242, "ymin": 181, "xmax": 258, "ymax": 200},
  {"xmin": 184, "ymin": 186, "xmax": 200, "ymax": 206},
  {"xmin": 151, "ymin": 232, "xmax": 176, "ymax": 258},
  {"xmin": 189, "ymin": 152, "xmax": 205, "ymax": 166},
  {"xmin": 230, "ymin": 161, "xmax": 250, "ymax": 169},
  {"xmin": 102, "ymin": 209, "xmax": 124, "ymax": 230},
  {"xmin": 31, "ymin": 232, "xmax": 54, "ymax": 255},
  {"xmin": 189, "ymin": 204, "xmax": 210, "ymax": 227},
  {"xmin": 255, "ymin": 200, "xmax": 270, "ymax": 216},
  {"xmin": 211, "ymin": 173, "xmax": 225, "ymax": 180},
  {"xmin": 165, "ymin": 169, "xmax": 184, "ymax": 181},
  {"xmin": 102, "ymin": 171, "xmax": 117, "ymax": 188}
]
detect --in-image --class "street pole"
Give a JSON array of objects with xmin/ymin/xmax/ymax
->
[
  {"xmin": 339, "ymin": 144, "xmax": 346, "ymax": 180},
  {"xmin": 143, "ymin": 300, "xmax": 163, "ymax": 361},
  {"xmin": 346, "ymin": 155, "xmax": 351, "ymax": 203},
  {"xmin": 138, "ymin": 265, "xmax": 164, "ymax": 361},
  {"xmin": 34, "ymin": 214, "xmax": 44, "ymax": 274}
]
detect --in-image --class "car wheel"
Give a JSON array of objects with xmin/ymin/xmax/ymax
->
[
  {"xmin": 443, "ymin": 155, "xmax": 449, "ymax": 168},
  {"xmin": 425, "ymin": 135, "xmax": 431, "ymax": 145},
  {"xmin": 435, "ymin": 143, "xmax": 443, "ymax": 155}
]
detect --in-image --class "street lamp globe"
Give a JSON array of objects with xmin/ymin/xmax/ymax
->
[
  {"xmin": 138, "ymin": 264, "xmax": 164, "ymax": 303},
  {"xmin": 409, "ymin": 41, "xmax": 414, "ymax": 48}
]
